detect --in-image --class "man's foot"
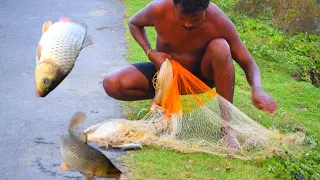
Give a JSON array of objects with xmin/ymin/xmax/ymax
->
[{"xmin": 221, "ymin": 131, "xmax": 241, "ymax": 149}]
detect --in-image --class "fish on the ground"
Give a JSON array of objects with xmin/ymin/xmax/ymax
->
[
  {"xmin": 84, "ymin": 119, "xmax": 143, "ymax": 150},
  {"xmin": 35, "ymin": 17, "xmax": 93, "ymax": 97},
  {"xmin": 112, "ymin": 143, "xmax": 142, "ymax": 150},
  {"xmin": 60, "ymin": 112, "xmax": 122, "ymax": 180}
]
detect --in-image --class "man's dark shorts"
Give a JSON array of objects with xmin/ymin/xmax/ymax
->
[{"xmin": 132, "ymin": 62, "xmax": 215, "ymax": 92}]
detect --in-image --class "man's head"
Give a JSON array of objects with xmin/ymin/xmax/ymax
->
[{"xmin": 173, "ymin": 0, "xmax": 210, "ymax": 30}]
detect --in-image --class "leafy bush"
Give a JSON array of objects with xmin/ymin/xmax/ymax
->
[
  {"xmin": 233, "ymin": 0, "xmax": 274, "ymax": 17},
  {"xmin": 233, "ymin": 0, "xmax": 320, "ymax": 34},
  {"xmin": 231, "ymin": 0, "xmax": 320, "ymax": 87},
  {"xmin": 267, "ymin": 136, "xmax": 320, "ymax": 180},
  {"xmin": 272, "ymin": 0, "xmax": 320, "ymax": 34}
]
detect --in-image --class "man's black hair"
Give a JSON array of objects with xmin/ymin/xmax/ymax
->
[{"xmin": 173, "ymin": 0, "xmax": 210, "ymax": 14}]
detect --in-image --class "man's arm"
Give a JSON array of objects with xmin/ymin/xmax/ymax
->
[
  {"xmin": 128, "ymin": 1, "xmax": 172, "ymax": 69},
  {"xmin": 217, "ymin": 17, "xmax": 262, "ymax": 89},
  {"xmin": 217, "ymin": 11, "xmax": 278, "ymax": 114},
  {"xmin": 128, "ymin": 2, "xmax": 156, "ymax": 54}
]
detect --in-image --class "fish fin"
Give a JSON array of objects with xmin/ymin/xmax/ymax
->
[
  {"xmin": 59, "ymin": 17, "xmax": 72, "ymax": 22},
  {"xmin": 60, "ymin": 162, "xmax": 72, "ymax": 171},
  {"xmin": 68, "ymin": 112, "xmax": 86, "ymax": 138},
  {"xmin": 82, "ymin": 34, "xmax": 94, "ymax": 49},
  {"xmin": 82, "ymin": 175, "xmax": 94, "ymax": 180},
  {"xmin": 42, "ymin": 21, "xmax": 52, "ymax": 34},
  {"xmin": 78, "ymin": 132, "xmax": 88, "ymax": 144},
  {"xmin": 36, "ymin": 44, "xmax": 42, "ymax": 63}
]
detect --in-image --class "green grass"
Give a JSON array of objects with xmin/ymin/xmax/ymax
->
[
  {"xmin": 119, "ymin": 0, "xmax": 320, "ymax": 179},
  {"xmin": 122, "ymin": 146, "xmax": 275, "ymax": 180}
]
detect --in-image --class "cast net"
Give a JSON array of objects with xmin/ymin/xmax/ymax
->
[{"xmin": 85, "ymin": 59, "xmax": 304, "ymax": 160}]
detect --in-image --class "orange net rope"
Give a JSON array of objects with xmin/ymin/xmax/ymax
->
[{"xmin": 157, "ymin": 60, "xmax": 216, "ymax": 115}]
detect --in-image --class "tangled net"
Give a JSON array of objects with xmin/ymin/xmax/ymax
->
[{"xmin": 85, "ymin": 59, "xmax": 305, "ymax": 160}]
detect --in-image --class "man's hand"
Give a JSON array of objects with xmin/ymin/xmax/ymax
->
[
  {"xmin": 148, "ymin": 51, "xmax": 172, "ymax": 70},
  {"xmin": 252, "ymin": 87, "xmax": 277, "ymax": 115}
]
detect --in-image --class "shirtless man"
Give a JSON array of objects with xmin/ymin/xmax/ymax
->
[{"xmin": 103, "ymin": 0, "xmax": 278, "ymax": 147}]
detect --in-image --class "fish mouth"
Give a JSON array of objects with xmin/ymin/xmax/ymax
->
[
  {"xmin": 36, "ymin": 88, "xmax": 46, "ymax": 97},
  {"xmin": 113, "ymin": 172, "xmax": 122, "ymax": 179}
]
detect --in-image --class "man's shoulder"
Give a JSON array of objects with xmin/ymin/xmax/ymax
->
[
  {"xmin": 205, "ymin": 3, "xmax": 234, "ymax": 30},
  {"xmin": 146, "ymin": 0, "xmax": 172, "ymax": 15},
  {"xmin": 206, "ymin": 3, "xmax": 228, "ymax": 23},
  {"xmin": 148, "ymin": 0, "xmax": 172, "ymax": 11}
]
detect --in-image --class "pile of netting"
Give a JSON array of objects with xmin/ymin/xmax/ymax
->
[{"xmin": 85, "ymin": 59, "xmax": 305, "ymax": 160}]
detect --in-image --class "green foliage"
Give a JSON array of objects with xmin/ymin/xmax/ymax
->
[
  {"xmin": 233, "ymin": 0, "xmax": 320, "ymax": 34},
  {"xmin": 233, "ymin": 0, "xmax": 274, "ymax": 17},
  {"xmin": 272, "ymin": 0, "xmax": 320, "ymax": 34},
  {"xmin": 267, "ymin": 136, "xmax": 320, "ymax": 180},
  {"xmin": 231, "ymin": 0, "xmax": 320, "ymax": 86},
  {"xmin": 232, "ymin": 14, "xmax": 320, "ymax": 87},
  {"xmin": 211, "ymin": 0, "xmax": 235, "ymax": 11}
]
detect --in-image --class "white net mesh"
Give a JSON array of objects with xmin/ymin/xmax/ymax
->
[{"xmin": 85, "ymin": 59, "xmax": 305, "ymax": 160}]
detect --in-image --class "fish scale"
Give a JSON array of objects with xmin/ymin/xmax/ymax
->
[
  {"xmin": 40, "ymin": 22, "xmax": 86, "ymax": 72},
  {"xmin": 60, "ymin": 135, "xmax": 99, "ymax": 174}
]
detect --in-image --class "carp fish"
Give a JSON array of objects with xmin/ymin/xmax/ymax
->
[
  {"xmin": 35, "ymin": 17, "xmax": 93, "ymax": 97},
  {"xmin": 60, "ymin": 112, "xmax": 122, "ymax": 180}
]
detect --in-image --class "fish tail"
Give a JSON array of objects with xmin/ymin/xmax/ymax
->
[
  {"xmin": 68, "ymin": 112, "xmax": 86, "ymax": 137},
  {"xmin": 82, "ymin": 175, "xmax": 94, "ymax": 180}
]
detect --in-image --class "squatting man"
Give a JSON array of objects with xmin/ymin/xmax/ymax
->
[{"xmin": 102, "ymin": 0, "xmax": 278, "ymax": 148}]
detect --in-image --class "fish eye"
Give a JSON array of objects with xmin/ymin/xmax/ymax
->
[{"xmin": 44, "ymin": 79, "xmax": 51, "ymax": 85}]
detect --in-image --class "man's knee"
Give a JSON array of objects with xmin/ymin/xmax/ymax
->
[
  {"xmin": 206, "ymin": 38, "xmax": 233, "ymax": 68},
  {"xmin": 103, "ymin": 74, "xmax": 122, "ymax": 99},
  {"xmin": 207, "ymin": 38, "xmax": 231, "ymax": 57}
]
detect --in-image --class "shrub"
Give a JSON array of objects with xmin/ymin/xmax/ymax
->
[
  {"xmin": 232, "ymin": 0, "xmax": 320, "ymax": 34},
  {"xmin": 232, "ymin": 0, "xmax": 274, "ymax": 17},
  {"xmin": 272, "ymin": 0, "xmax": 320, "ymax": 34},
  {"xmin": 232, "ymin": 0, "xmax": 320, "ymax": 87}
]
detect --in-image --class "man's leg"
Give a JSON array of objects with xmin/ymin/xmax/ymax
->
[
  {"xmin": 103, "ymin": 63, "xmax": 156, "ymax": 101},
  {"xmin": 200, "ymin": 38, "xmax": 240, "ymax": 149}
]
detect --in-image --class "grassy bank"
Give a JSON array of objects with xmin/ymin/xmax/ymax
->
[{"xmin": 119, "ymin": 0, "xmax": 320, "ymax": 179}]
